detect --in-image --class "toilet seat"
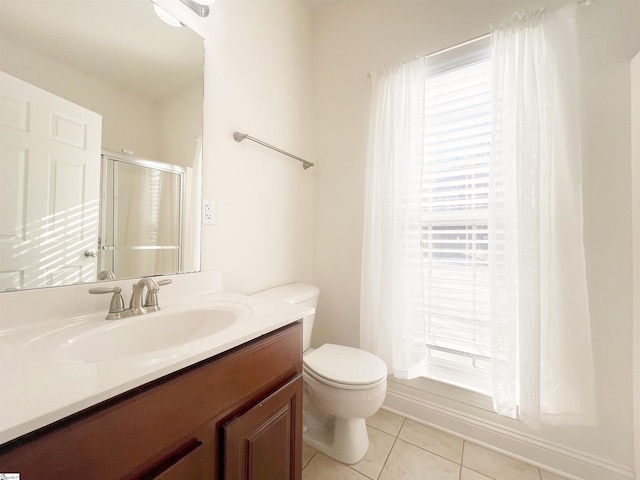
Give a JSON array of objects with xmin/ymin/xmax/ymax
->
[{"xmin": 303, "ymin": 344, "xmax": 387, "ymax": 390}]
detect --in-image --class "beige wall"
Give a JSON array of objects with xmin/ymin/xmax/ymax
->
[
  {"xmin": 578, "ymin": 1, "xmax": 638, "ymax": 474},
  {"xmin": 310, "ymin": 1, "xmax": 640, "ymax": 478},
  {"xmin": 197, "ymin": 0, "xmax": 315, "ymax": 294},
  {"xmin": 632, "ymin": 49, "xmax": 640, "ymax": 480}
]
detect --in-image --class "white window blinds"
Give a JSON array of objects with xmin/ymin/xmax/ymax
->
[{"xmin": 420, "ymin": 40, "xmax": 493, "ymax": 392}]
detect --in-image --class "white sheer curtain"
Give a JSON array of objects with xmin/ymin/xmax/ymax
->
[
  {"xmin": 361, "ymin": 4, "xmax": 596, "ymax": 425},
  {"xmin": 489, "ymin": 4, "xmax": 596, "ymax": 424},
  {"xmin": 360, "ymin": 57, "xmax": 429, "ymax": 379}
]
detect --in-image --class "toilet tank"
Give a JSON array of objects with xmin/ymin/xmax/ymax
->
[{"xmin": 252, "ymin": 283, "xmax": 319, "ymax": 351}]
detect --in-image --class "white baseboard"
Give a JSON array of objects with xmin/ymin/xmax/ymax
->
[{"xmin": 384, "ymin": 386, "xmax": 634, "ymax": 480}]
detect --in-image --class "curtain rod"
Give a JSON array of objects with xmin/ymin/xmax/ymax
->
[
  {"xmin": 367, "ymin": 32, "xmax": 490, "ymax": 79},
  {"xmin": 424, "ymin": 32, "xmax": 491, "ymax": 60},
  {"xmin": 233, "ymin": 132, "xmax": 314, "ymax": 170}
]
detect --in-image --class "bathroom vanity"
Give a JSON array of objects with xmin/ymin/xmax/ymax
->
[
  {"xmin": 0, "ymin": 322, "xmax": 302, "ymax": 479},
  {"xmin": 0, "ymin": 273, "xmax": 309, "ymax": 479}
]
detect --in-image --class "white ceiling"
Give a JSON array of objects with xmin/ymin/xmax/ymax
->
[{"xmin": 0, "ymin": 0, "xmax": 204, "ymax": 102}]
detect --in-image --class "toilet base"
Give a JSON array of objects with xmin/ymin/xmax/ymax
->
[{"xmin": 302, "ymin": 402, "xmax": 370, "ymax": 464}]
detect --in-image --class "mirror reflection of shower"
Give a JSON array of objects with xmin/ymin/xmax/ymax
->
[{"xmin": 99, "ymin": 151, "xmax": 201, "ymax": 280}]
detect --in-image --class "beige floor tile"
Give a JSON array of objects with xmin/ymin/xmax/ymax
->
[
  {"xmin": 303, "ymin": 412, "xmax": 569, "ymax": 480},
  {"xmin": 366, "ymin": 408, "xmax": 405, "ymax": 437},
  {"xmin": 350, "ymin": 426, "xmax": 396, "ymax": 479},
  {"xmin": 302, "ymin": 442, "xmax": 318, "ymax": 469},
  {"xmin": 398, "ymin": 419, "xmax": 463, "ymax": 463},
  {"xmin": 460, "ymin": 467, "xmax": 495, "ymax": 480},
  {"xmin": 302, "ymin": 452, "xmax": 370, "ymax": 480},
  {"xmin": 540, "ymin": 471, "xmax": 569, "ymax": 480},
  {"xmin": 462, "ymin": 442, "xmax": 540, "ymax": 480},
  {"xmin": 378, "ymin": 439, "xmax": 460, "ymax": 480}
]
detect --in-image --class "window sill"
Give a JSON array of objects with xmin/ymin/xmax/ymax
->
[
  {"xmin": 422, "ymin": 362, "xmax": 491, "ymax": 397},
  {"xmin": 388, "ymin": 375, "xmax": 494, "ymax": 412}
]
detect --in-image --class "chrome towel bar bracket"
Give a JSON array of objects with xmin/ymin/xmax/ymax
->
[{"xmin": 233, "ymin": 131, "xmax": 314, "ymax": 169}]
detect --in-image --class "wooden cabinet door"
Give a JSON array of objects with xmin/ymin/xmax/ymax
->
[{"xmin": 223, "ymin": 375, "xmax": 302, "ymax": 480}]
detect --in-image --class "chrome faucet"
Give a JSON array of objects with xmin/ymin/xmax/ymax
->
[
  {"xmin": 89, "ymin": 277, "xmax": 172, "ymax": 320},
  {"xmin": 129, "ymin": 277, "xmax": 159, "ymax": 316}
]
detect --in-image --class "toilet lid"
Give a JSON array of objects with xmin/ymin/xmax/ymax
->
[{"xmin": 303, "ymin": 344, "xmax": 388, "ymax": 386}]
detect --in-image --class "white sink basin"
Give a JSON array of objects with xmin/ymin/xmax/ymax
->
[
  {"xmin": 21, "ymin": 302, "xmax": 251, "ymax": 362},
  {"xmin": 69, "ymin": 308, "xmax": 240, "ymax": 362}
]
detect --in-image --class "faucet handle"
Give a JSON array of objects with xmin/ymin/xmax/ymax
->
[
  {"xmin": 89, "ymin": 286, "xmax": 126, "ymax": 320},
  {"xmin": 144, "ymin": 279, "xmax": 172, "ymax": 312}
]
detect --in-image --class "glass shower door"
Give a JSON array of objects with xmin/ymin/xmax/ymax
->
[{"xmin": 100, "ymin": 152, "xmax": 184, "ymax": 279}]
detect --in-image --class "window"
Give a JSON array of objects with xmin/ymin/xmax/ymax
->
[
  {"xmin": 365, "ymin": 19, "xmax": 594, "ymax": 419},
  {"xmin": 419, "ymin": 40, "xmax": 492, "ymax": 393}
]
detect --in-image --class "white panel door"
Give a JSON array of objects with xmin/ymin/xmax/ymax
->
[{"xmin": 0, "ymin": 71, "xmax": 102, "ymax": 290}]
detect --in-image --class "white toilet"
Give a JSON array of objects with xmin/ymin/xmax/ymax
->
[{"xmin": 253, "ymin": 283, "xmax": 387, "ymax": 464}]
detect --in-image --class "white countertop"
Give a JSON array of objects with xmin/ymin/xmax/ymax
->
[{"xmin": 0, "ymin": 290, "xmax": 310, "ymax": 445}]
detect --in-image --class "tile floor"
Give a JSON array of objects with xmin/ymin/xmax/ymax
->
[{"xmin": 301, "ymin": 409, "xmax": 569, "ymax": 480}]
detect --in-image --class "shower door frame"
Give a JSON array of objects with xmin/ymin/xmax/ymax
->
[{"xmin": 99, "ymin": 151, "xmax": 186, "ymax": 279}]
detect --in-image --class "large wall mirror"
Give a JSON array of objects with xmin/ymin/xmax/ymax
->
[{"xmin": 0, "ymin": 0, "xmax": 204, "ymax": 291}]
